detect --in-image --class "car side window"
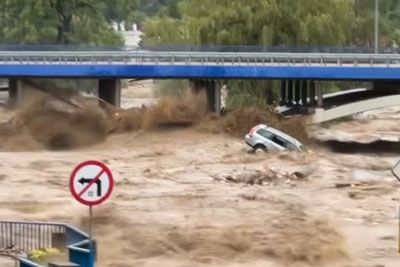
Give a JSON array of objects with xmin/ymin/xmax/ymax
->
[
  {"xmin": 256, "ymin": 129, "xmax": 274, "ymax": 140},
  {"xmin": 276, "ymin": 136, "xmax": 297, "ymax": 151},
  {"xmin": 272, "ymin": 135, "xmax": 286, "ymax": 147},
  {"xmin": 256, "ymin": 128, "xmax": 300, "ymax": 151},
  {"xmin": 286, "ymin": 142, "xmax": 298, "ymax": 151}
]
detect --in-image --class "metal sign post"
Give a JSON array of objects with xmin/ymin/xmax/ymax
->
[
  {"xmin": 89, "ymin": 205, "xmax": 93, "ymax": 249},
  {"xmin": 69, "ymin": 160, "xmax": 114, "ymax": 253}
]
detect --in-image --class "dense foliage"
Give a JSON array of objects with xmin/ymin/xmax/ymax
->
[
  {"xmin": 1, "ymin": 0, "xmax": 398, "ymax": 47},
  {"xmin": 144, "ymin": 0, "xmax": 354, "ymax": 46},
  {"xmin": 143, "ymin": 0, "xmax": 400, "ymax": 48},
  {"xmin": 353, "ymin": 0, "xmax": 400, "ymax": 48},
  {"xmin": 0, "ymin": 0, "xmax": 128, "ymax": 44},
  {"xmin": 141, "ymin": 0, "xmax": 400, "ymax": 108}
]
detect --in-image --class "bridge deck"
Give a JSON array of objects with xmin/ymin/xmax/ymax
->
[{"xmin": 0, "ymin": 51, "xmax": 399, "ymax": 79}]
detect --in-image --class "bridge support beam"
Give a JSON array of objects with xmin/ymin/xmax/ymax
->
[
  {"xmin": 9, "ymin": 78, "xmax": 24, "ymax": 106},
  {"xmin": 280, "ymin": 80, "xmax": 287, "ymax": 106},
  {"xmin": 301, "ymin": 80, "xmax": 308, "ymax": 106},
  {"xmin": 309, "ymin": 81, "xmax": 316, "ymax": 106},
  {"xmin": 214, "ymin": 82, "xmax": 221, "ymax": 113},
  {"xmin": 317, "ymin": 84, "xmax": 324, "ymax": 107},
  {"xmin": 294, "ymin": 80, "xmax": 301, "ymax": 105},
  {"xmin": 287, "ymin": 80, "xmax": 293, "ymax": 106},
  {"xmin": 98, "ymin": 79, "xmax": 121, "ymax": 107},
  {"xmin": 190, "ymin": 79, "xmax": 220, "ymax": 113}
]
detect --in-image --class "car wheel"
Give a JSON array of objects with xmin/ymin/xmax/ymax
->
[{"xmin": 254, "ymin": 144, "xmax": 267, "ymax": 152}]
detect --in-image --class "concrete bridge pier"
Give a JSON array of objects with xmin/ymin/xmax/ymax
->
[
  {"xmin": 309, "ymin": 81, "xmax": 316, "ymax": 106},
  {"xmin": 287, "ymin": 80, "xmax": 294, "ymax": 106},
  {"xmin": 190, "ymin": 79, "xmax": 221, "ymax": 113},
  {"xmin": 301, "ymin": 80, "xmax": 308, "ymax": 106},
  {"xmin": 316, "ymin": 83, "xmax": 324, "ymax": 107},
  {"xmin": 280, "ymin": 80, "xmax": 287, "ymax": 106},
  {"xmin": 98, "ymin": 79, "xmax": 121, "ymax": 107},
  {"xmin": 294, "ymin": 80, "xmax": 301, "ymax": 105},
  {"xmin": 9, "ymin": 78, "xmax": 24, "ymax": 106}
]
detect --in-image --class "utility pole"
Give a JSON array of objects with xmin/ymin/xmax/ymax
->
[{"xmin": 375, "ymin": 0, "xmax": 379, "ymax": 53}]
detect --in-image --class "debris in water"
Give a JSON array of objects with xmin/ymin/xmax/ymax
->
[{"xmin": 214, "ymin": 167, "xmax": 311, "ymax": 186}]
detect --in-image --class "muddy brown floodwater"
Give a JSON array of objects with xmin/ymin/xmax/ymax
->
[{"xmin": 0, "ymin": 84, "xmax": 399, "ymax": 267}]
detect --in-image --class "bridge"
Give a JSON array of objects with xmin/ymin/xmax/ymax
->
[
  {"xmin": 1, "ymin": 51, "xmax": 400, "ymax": 79},
  {"xmin": 1, "ymin": 48, "xmax": 400, "ymax": 118}
]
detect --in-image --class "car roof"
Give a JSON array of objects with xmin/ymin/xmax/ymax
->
[{"xmin": 256, "ymin": 124, "xmax": 303, "ymax": 146}]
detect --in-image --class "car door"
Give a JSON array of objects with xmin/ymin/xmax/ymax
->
[
  {"xmin": 256, "ymin": 129, "xmax": 285, "ymax": 151},
  {"xmin": 269, "ymin": 134, "xmax": 287, "ymax": 151}
]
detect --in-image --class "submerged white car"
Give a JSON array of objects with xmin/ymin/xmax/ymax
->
[{"xmin": 245, "ymin": 124, "xmax": 306, "ymax": 152}]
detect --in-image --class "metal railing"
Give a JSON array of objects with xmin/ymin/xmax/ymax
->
[
  {"xmin": 0, "ymin": 51, "xmax": 399, "ymax": 67},
  {"xmin": 0, "ymin": 221, "xmax": 65, "ymax": 253},
  {"xmin": 0, "ymin": 220, "xmax": 92, "ymax": 267}
]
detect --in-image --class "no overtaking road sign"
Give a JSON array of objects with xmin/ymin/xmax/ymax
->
[{"xmin": 70, "ymin": 160, "xmax": 114, "ymax": 206}]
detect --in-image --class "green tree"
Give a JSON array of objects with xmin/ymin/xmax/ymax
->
[
  {"xmin": 143, "ymin": 0, "xmax": 355, "ymax": 46},
  {"xmin": 353, "ymin": 0, "xmax": 400, "ymax": 49},
  {"xmin": 0, "ymin": 0, "xmax": 123, "ymax": 44},
  {"xmin": 139, "ymin": 0, "xmax": 169, "ymax": 16},
  {"xmin": 143, "ymin": 0, "xmax": 357, "ymax": 108}
]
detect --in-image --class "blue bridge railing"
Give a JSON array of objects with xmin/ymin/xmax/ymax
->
[{"xmin": 0, "ymin": 221, "xmax": 95, "ymax": 267}]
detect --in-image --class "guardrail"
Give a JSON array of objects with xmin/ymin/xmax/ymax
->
[
  {"xmin": 0, "ymin": 51, "xmax": 399, "ymax": 67},
  {"xmin": 0, "ymin": 221, "xmax": 95, "ymax": 267},
  {"xmin": 0, "ymin": 221, "xmax": 65, "ymax": 253},
  {"xmin": 68, "ymin": 240, "xmax": 95, "ymax": 267}
]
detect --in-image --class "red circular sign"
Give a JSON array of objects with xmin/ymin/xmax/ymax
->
[{"xmin": 69, "ymin": 160, "xmax": 114, "ymax": 206}]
